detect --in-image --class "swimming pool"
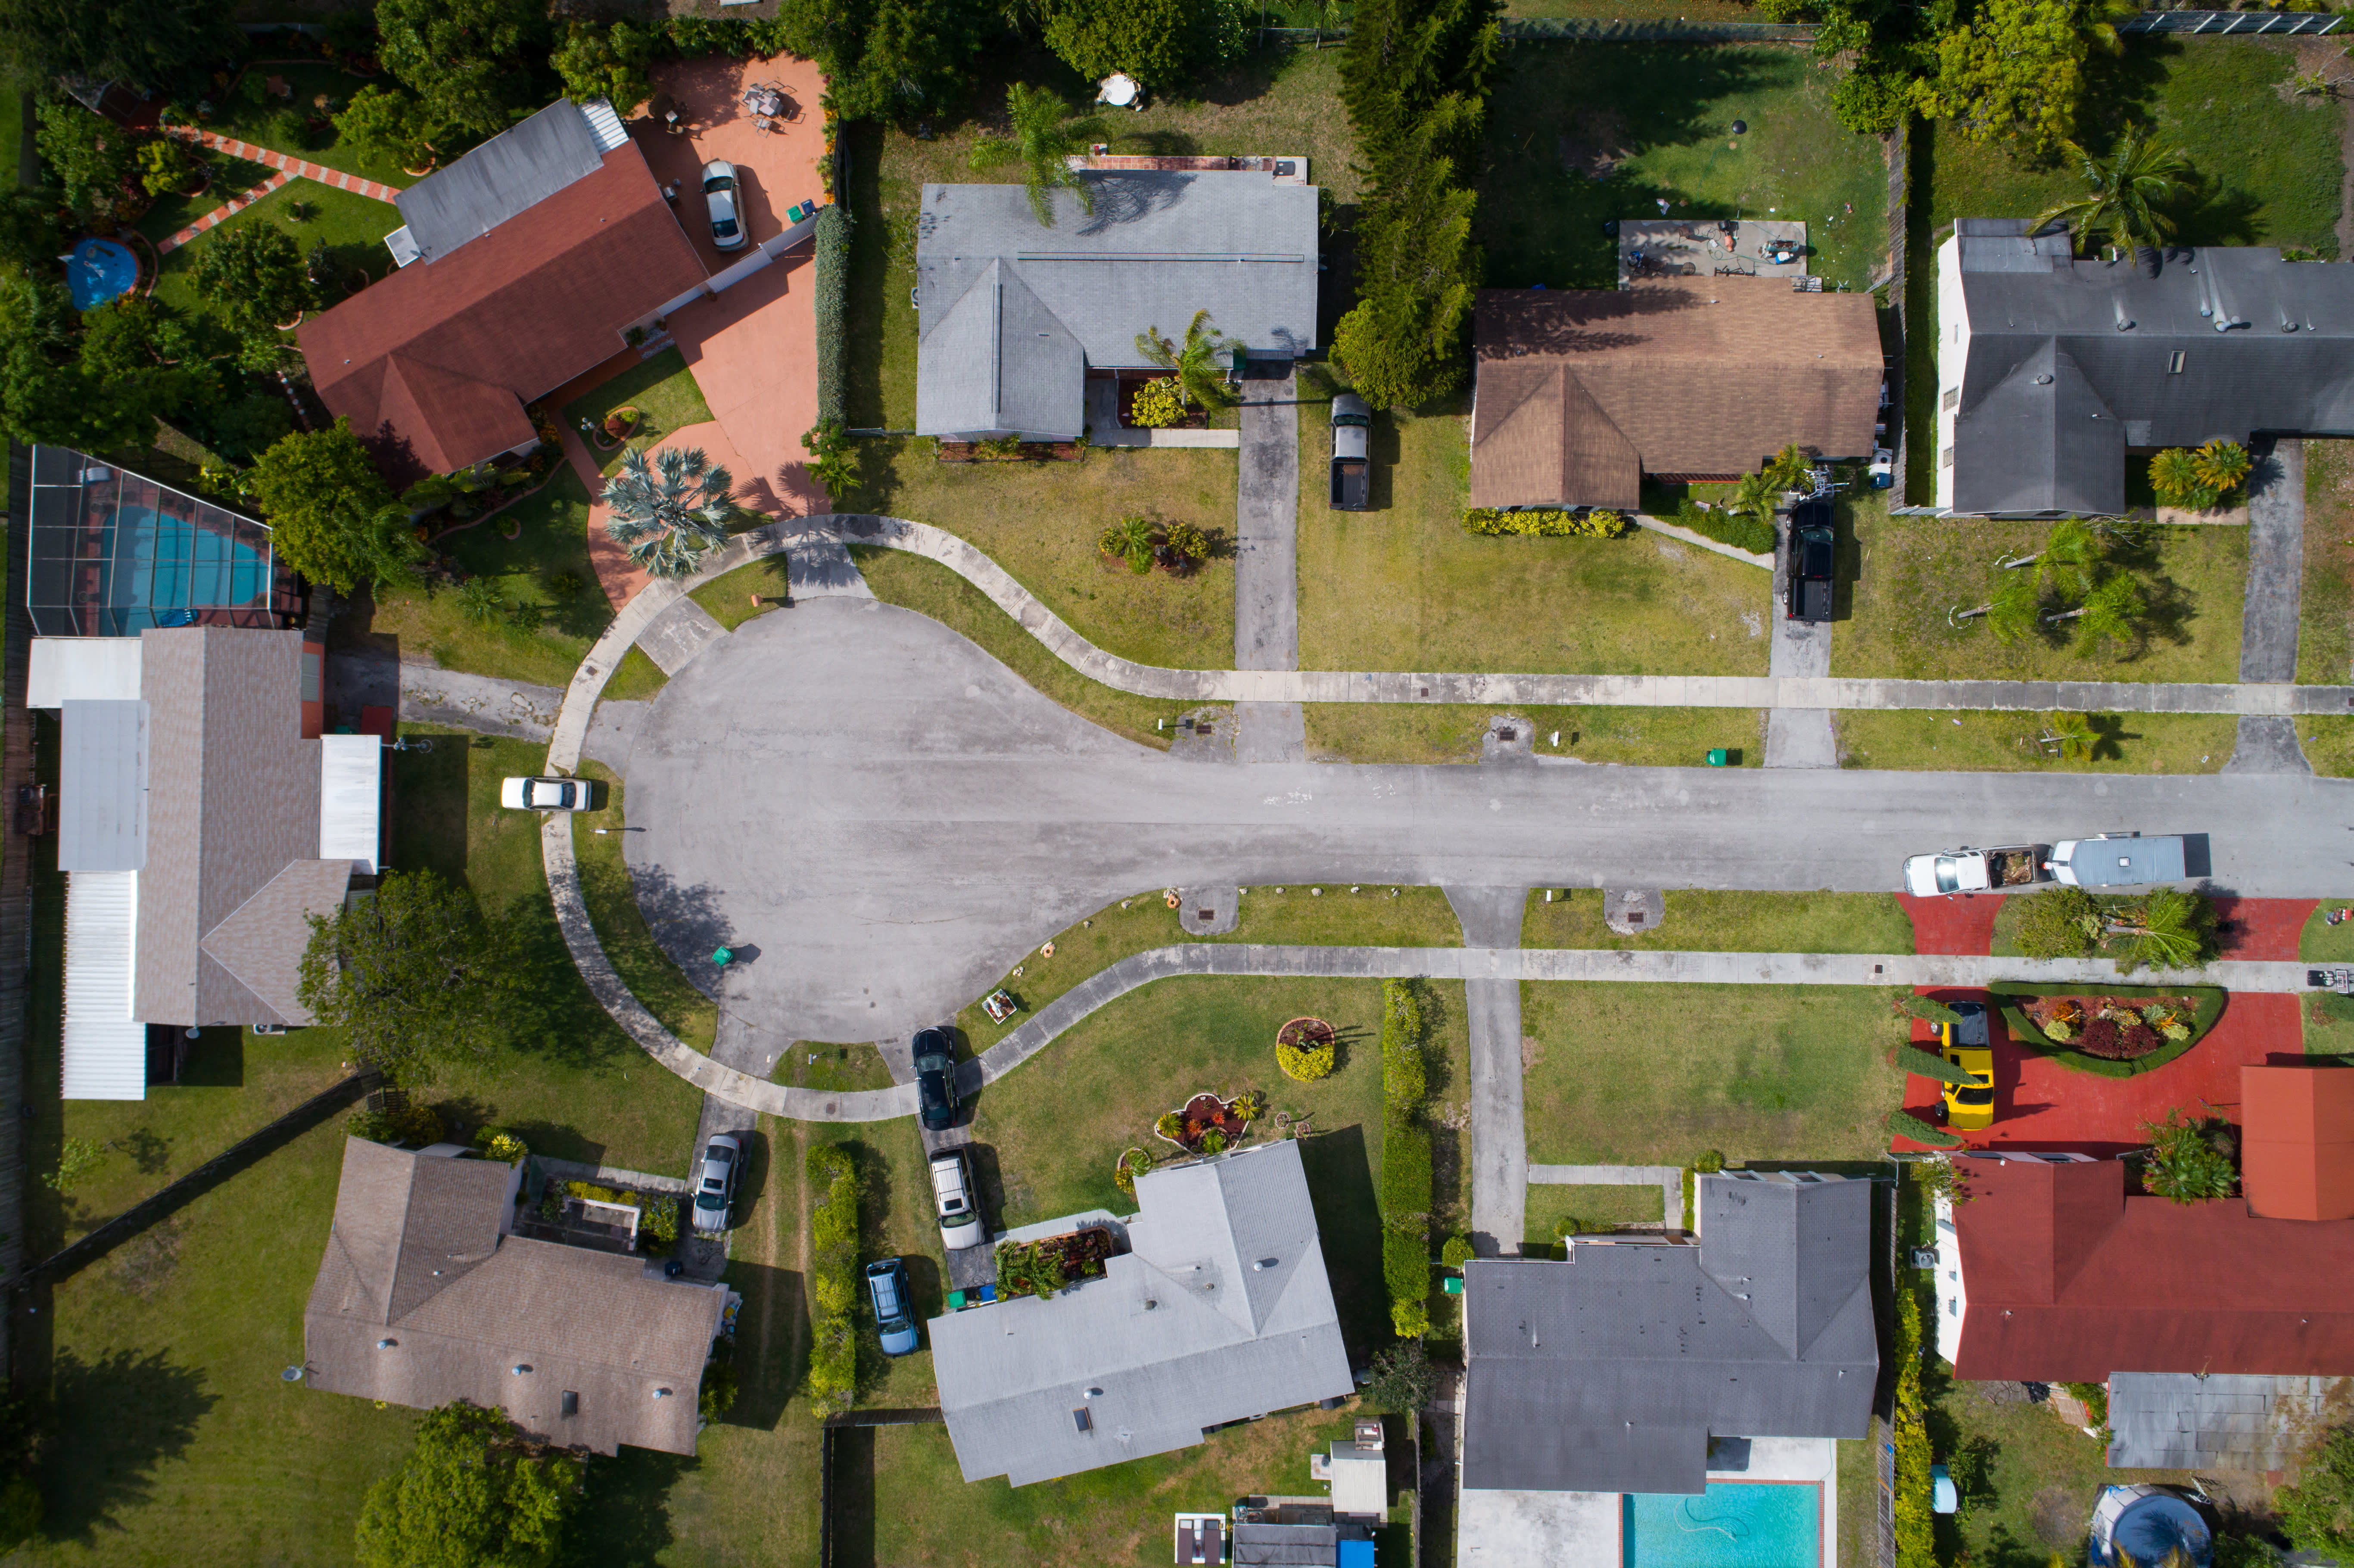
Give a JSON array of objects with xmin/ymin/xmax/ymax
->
[
  {"xmin": 67, "ymin": 237, "xmax": 138, "ymax": 311},
  {"xmin": 1625, "ymin": 1483, "xmax": 1821, "ymax": 1568}
]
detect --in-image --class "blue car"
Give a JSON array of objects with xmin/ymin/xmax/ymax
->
[{"xmin": 866, "ymin": 1258, "xmax": 921, "ymax": 1356}]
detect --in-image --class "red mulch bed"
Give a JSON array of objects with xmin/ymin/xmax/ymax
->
[
  {"xmin": 1165, "ymin": 1092, "xmax": 1252, "ymax": 1153},
  {"xmin": 2024, "ymin": 994, "xmax": 2196, "ymax": 1061},
  {"xmin": 1037, "ymin": 1226, "xmax": 1117, "ymax": 1280}
]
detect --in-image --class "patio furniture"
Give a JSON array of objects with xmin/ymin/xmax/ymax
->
[{"xmin": 983, "ymin": 988, "xmax": 1018, "ymax": 1024}]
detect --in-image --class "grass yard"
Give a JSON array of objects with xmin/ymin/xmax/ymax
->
[
  {"xmin": 1519, "ymin": 982, "xmax": 1908, "ymax": 1165},
  {"xmin": 950, "ymin": 887, "xmax": 1465, "ymax": 1057},
  {"xmin": 574, "ymin": 761, "xmax": 718, "ymax": 1052},
  {"xmin": 1477, "ymin": 44, "xmax": 1892, "ymax": 291},
  {"xmin": 2298, "ymin": 715, "xmax": 2354, "ymax": 779},
  {"xmin": 2304, "ymin": 900, "xmax": 2354, "ymax": 962},
  {"xmin": 834, "ymin": 1407, "xmax": 1404, "ymax": 1568},
  {"xmin": 209, "ymin": 61, "xmax": 419, "ymax": 190},
  {"xmin": 1293, "ymin": 386, "xmax": 1775, "ymax": 675},
  {"xmin": 386, "ymin": 728, "xmax": 703, "ymax": 1173},
  {"xmin": 147, "ymin": 178, "xmax": 401, "ymax": 324},
  {"xmin": 966, "ymin": 974, "xmax": 1470, "ymax": 1362},
  {"xmin": 1522, "ymin": 888, "xmax": 1916, "ymax": 953},
  {"xmin": 1835, "ymin": 709, "xmax": 2239, "ymax": 775},
  {"xmin": 689, "ymin": 553, "xmax": 795, "ymax": 631},
  {"xmin": 1304, "ymin": 702, "xmax": 1769, "ymax": 766},
  {"xmin": 1523, "ymin": 1183, "xmax": 1663, "ymax": 1254},
  {"xmin": 131, "ymin": 154, "xmax": 274, "ymax": 254},
  {"xmin": 559, "ymin": 350, "xmax": 718, "ymax": 478},
  {"xmin": 1837, "ymin": 507, "xmax": 2247, "ymax": 684},
  {"xmin": 333, "ymin": 466, "xmax": 616, "ymax": 687},
  {"xmin": 849, "ymin": 545, "xmax": 1199, "ymax": 748},
  {"xmin": 2305, "ymin": 440, "xmax": 2354, "ymax": 685},
  {"xmin": 843, "ymin": 439, "xmax": 1239, "ymax": 670},
  {"xmin": 841, "ymin": 45, "xmax": 1365, "ymax": 432}
]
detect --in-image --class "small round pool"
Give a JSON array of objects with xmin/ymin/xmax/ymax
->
[{"xmin": 67, "ymin": 237, "xmax": 139, "ymax": 311}]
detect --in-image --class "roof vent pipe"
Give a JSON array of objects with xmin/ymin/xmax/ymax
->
[{"xmin": 2113, "ymin": 297, "xmax": 2134, "ymax": 332}]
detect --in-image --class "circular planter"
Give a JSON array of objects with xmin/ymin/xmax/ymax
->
[
  {"xmin": 593, "ymin": 406, "xmax": 644, "ymax": 451},
  {"xmin": 274, "ymin": 310, "xmax": 305, "ymax": 330},
  {"xmin": 1277, "ymin": 1017, "xmax": 1335, "ymax": 1048}
]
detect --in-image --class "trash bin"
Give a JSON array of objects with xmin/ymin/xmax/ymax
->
[
  {"xmin": 1706, "ymin": 748, "xmax": 1730, "ymax": 767},
  {"xmin": 1443, "ymin": 1276, "xmax": 1464, "ymax": 1295}
]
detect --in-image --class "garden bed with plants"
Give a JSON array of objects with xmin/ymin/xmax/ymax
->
[
  {"xmin": 994, "ymin": 1225, "xmax": 1122, "ymax": 1300},
  {"xmin": 1990, "ymin": 981, "xmax": 2227, "ymax": 1078},
  {"xmin": 1154, "ymin": 1090, "xmax": 1262, "ymax": 1155}
]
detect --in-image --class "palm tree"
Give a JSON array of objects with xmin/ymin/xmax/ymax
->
[
  {"xmin": 2104, "ymin": 887, "xmax": 2216, "ymax": 974},
  {"xmin": 1954, "ymin": 566, "xmax": 2043, "ymax": 642},
  {"xmin": 1729, "ymin": 470, "xmax": 1782, "ymax": 526},
  {"xmin": 604, "ymin": 445, "xmax": 733, "ymax": 578},
  {"xmin": 969, "ymin": 83, "xmax": 1099, "ymax": 227},
  {"xmin": 2149, "ymin": 447, "xmax": 2208, "ymax": 508},
  {"xmin": 2039, "ymin": 711, "xmax": 2096, "ymax": 761},
  {"xmin": 2031, "ymin": 124, "xmax": 2193, "ymax": 261},
  {"xmin": 2031, "ymin": 516, "xmax": 2102, "ymax": 602},
  {"xmin": 2051, "ymin": 572, "xmax": 2147, "ymax": 659},
  {"xmin": 2191, "ymin": 437, "xmax": 2251, "ymax": 496},
  {"xmin": 1098, "ymin": 516, "xmax": 1155, "ymax": 574},
  {"xmin": 1136, "ymin": 310, "xmax": 1237, "ymax": 413}
]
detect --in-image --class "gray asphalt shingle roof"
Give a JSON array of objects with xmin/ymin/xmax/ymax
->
[
  {"xmin": 930, "ymin": 1139, "xmax": 1352, "ymax": 1487},
  {"xmin": 1949, "ymin": 221, "xmax": 2354, "ymax": 513},
  {"xmin": 914, "ymin": 172, "xmax": 1320, "ymax": 439},
  {"xmin": 1461, "ymin": 1175, "xmax": 1877, "ymax": 1496},
  {"xmin": 396, "ymin": 100, "xmax": 604, "ymax": 266}
]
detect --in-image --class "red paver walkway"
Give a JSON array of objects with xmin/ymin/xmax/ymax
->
[
  {"xmin": 2214, "ymin": 896, "xmax": 2318, "ymax": 961},
  {"xmin": 1898, "ymin": 892, "xmax": 2003, "ymax": 958},
  {"xmin": 155, "ymin": 131, "xmax": 404, "ymax": 255}
]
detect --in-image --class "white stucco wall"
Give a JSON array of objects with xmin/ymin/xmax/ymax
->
[{"xmin": 1934, "ymin": 234, "xmax": 1971, "ymax": 511}]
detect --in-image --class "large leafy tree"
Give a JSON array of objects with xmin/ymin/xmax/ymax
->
[
  {"xmin": 374, "ymin": 0, "xmax": 549, "ymax": 143},
  {"xmin": 0, "ymin": 280, "xmax": 201, "ymax": 451},
  {"xmin": 604, "ymin": 445, "xmax": 734, "ymax": 578},
  {"xmin": 1915, "ymin": 0, "xmax": 2088, "ymax": 156},
  {"xmin": 246, "ymin": 420, "xmax": 423, "ymax": 594},
  {"xmin": 820, "ymin": 0, "xmax": 998, "ymax": 123},
  {"xmin": 298, "ymin": 868, "xmax": 522, "ymax": 1085},
  {"xmin": 1340, "ymin": 0, "xmax": 1504, "ymax": 171},
  {"xmin": 33, "ymin": 103, "xmax": 142, "ymax": 223},
  {"xmin": 2283, "ymin": 1428, "xmax": 2354, "ymax": 1562},
  {"xmin": 333, "ymin": 85, "xmax": 436, "ymax": 171},
  {"xmin": 2032, "ymin": 125, "xmax": 2194, "ymax": 259},
  {"xmin": 0, "ymin": 0, "xmax": 238, "ymax": 95},
  {"xmin": 551, "ymin": 19, "xmax": 657, "ymax": 115},
  {"xmin": 188, "ymin": 221, "xmax": 310, "ymax": 334},
  {"xmin": 354, "ymin": 1402, "xmax": 580, "ymax": 1568},
  {"xmin": 969, "ymin": 84, "xmax": 1099, "ymax": 227},
  {"xmin": 1333, "ymin": 109, "xmax": 1482, "ymax": 410},
  {"xmin": 1039, "ymin": 0, "xmax": 1196, "ymax": 87}
]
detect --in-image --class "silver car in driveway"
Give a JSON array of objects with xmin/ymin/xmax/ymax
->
[
  {"xmin": 929, "ymin": 1149, "xmax": 985, "ymax": 1250},
  {"xmin": 691, "ymin": 1133, "xmax": 741, "ymax": 1233},
  {"xmin": 702, "ymin": 160, "xmax": 746, "ymax": 251}
]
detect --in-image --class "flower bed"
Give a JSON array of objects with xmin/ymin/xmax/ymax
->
[
  {"xmin": 1152, "ymin": 1091, "xmax": 1261, "ymax": 1155},
  {"xmin": 1991, "ymin": 981, "xmax": 2228, "ymax": 1079},
  {"xmin": 1277, "ymin": 1016, "xmax": 1337, "ymax": 1081},
  {"xmin": 1119, "ymin": 371, "xmax": 1206, "ymax": 429},
  {"xmin": 995, "ymin": 1225, "xmax": 1122, "ymax": 1299}
]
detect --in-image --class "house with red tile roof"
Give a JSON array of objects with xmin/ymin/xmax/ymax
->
[{"xmin": 297, "ymin": 99, "xmax": 708, "ymax": 485}]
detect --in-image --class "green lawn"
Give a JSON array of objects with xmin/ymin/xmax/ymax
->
[
  {"xmin": 1522, "ymin": 889, "xmax": 1916, "ymax": 953},
  {"xmin": 1835, "ymin": 709, "xmax": 2240, "ymax": 775},
  {"xmin": 950, "ymin": 887, "xmax": 1464, "ymax": 1058},
  {"xmin": 2305, "ymin": 440, "xmax": 2354, "ymax": 685},
  {"xmin": 574, "ymin": 760, "xmax": 717, "ymax": 1053},
  {"xmin": 334, "ymin": 466, "xmax": 617, "ymax": 687},
  {"xmin": 148, "ymin": 178, "xmax": 401, "ymax": 325},
  {"xmin": 131, "ymin": 154, "xmax": 274, "ymax": 254},
  {"xmin": 844, "ymin": 439, "xmax": 1240, "ymax": 671},
  {"xmin": 838, "ymin": 1407, "xmax": 1406, "ymax": 1568},
  {"xmin": 842, "ymin": 45, "xmax": 1366, "ymax": 432},
  {"xmin": 2304, "ymin": 900, "xmax": 2354, "ymax": 962},
  {"xmin": 850, "ymin": 545, "xmax": 1197, "ymax": 750},
  {"xmin": 1838, "ymin": 506, "xmax": 2247, "ymax": 684},
  {"xmin": 1293, "ymin": 385, "xmax": 1775, "ymax": 676},
  {"xmin": 384, "ymin": 728, "xmax": 703, "ymax": 1173},
  {"xmin": 1304, "ymin": 702, "xmax": 1769, "ymax": 766},
  {"xmin": 1477, "ymin": 43, "xmax": 1892, "ymax": 291},
  {"xmin": 1520, "ymin": 982, "xmax": 1908, "ymax": 1164},
  {"xmin": 688, "ymin": 554, "xmax": 795, "ymax": 631},
  {"xmin": 1524, "ymin": 1183, "xmax": 1663, "ymax": 1253},
  {"xmin": 207, "ymin": 61, "xmax": 422, "ymax": 190},
  {"xmin": 2299, "ymin": 716, "xmax": 2354, "ymax": 780},
  {"xmin": 559, "ymin": 350, "xmax": 718, "ymax": 478}
]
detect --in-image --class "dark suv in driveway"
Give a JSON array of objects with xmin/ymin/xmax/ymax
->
[
  {"xmin": 913, "ymin": 1027, "xmax": 958, "ymax": 1129},
  {"xmin": 1784, "ymin": 499, "xmax": 1834, "ymax": 623}
]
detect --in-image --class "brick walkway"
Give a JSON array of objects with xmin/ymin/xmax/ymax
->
[{"xmin": 153, "ymin": 131, "xmax": 403, "ymax": 255}]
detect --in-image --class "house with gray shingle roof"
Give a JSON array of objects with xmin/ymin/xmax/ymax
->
[
  {"xmin": 929, "ymin": 1138, "xmax": 1353, "ymax": 1487},
  {"xmin": 914, "ymin": 170, "xmax": 1320, "ymax": 442},
  {"xmin": 1931, "ymin": 218, "xmax": 2354, "ymax": 516},
  {"xmin": 1455, "ymin": 1172, "xmax": 1875, "ymax": 1562}
]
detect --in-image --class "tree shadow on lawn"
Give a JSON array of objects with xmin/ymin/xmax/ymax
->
[
  {"xmin": 717, "ymin": 1259, "xmax": 807, "ymax": 1431},
  {"xmin": 564, "ymin": 1448, "xmax": 692, "ymax": 1568},
  {"xmin": 625, "ymin": 862, "xmax": 741, "ymax": 1005},
  {"xmin": 1300, "ymin": 1123, "xmax": 1389, "ymax": 1365},
  {"xmin": 34, "ymin": 1347, "xmax": 218, "ymax": 1545},
  {"xmin": 388, "ymin": 742, "xmax": 471, "ymax": 885}
]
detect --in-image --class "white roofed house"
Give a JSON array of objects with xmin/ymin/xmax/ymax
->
[{"xmin": 928, "ymin": 1138, "xmax": 1354, "ymax": 1487}]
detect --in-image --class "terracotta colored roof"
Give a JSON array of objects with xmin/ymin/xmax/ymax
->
[
  {"xmin": 1952, "ymin": 1157, "xmax": 2354, "ymax": 1383},
  {"xmin": 305, "ymin": 1139, "xmax": 727, "ymax": 1456},
  {"xmin": 1470, "ymin": 282, "xmax": 1883, "ymax": 511},
  {"xmin": 2242, "ymin": 1065, "xmax": 2354, "ymax": 1221},
  {"xmin": 298, "ymin": 142, "xmax": 705, "ymax": 481}
]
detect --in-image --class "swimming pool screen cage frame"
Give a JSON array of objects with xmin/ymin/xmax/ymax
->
[{"xmin": 25, "ymin": 445, "xmax": 306, "ymax": 637}]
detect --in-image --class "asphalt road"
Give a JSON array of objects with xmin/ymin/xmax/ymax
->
[{"xmin": 623, "ymin": 599, "xmax": 2354, "ymax": 1042}]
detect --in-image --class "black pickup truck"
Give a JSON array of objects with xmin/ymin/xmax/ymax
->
[{"xmin": 1784, "ymin": 499, "xmax": 1834, "ymax": 622}]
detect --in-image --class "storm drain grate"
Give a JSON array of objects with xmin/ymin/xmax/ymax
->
[
  {"xmin": 1498, "ymin": 728, "xmax": 1516, "ymax": 742},
  {"xmin": 1626, "ymin": 911, "xmax": 1645, "ymax": 926},
  {"xmin": 1197, "ymin": 909, "xmax": 1214, "ymax": 921}
]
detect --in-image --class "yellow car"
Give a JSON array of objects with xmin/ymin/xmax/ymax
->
[{"xmin": 1937, "ymin": 1005, "xmax": 1996, "ymax": 1131}]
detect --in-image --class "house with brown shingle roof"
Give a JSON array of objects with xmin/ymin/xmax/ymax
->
[
  {"xmin": 1470, "ymin": 280, "xmax": 1884, "ymax": 513},
  {"xmin": 297, "ymin": 99, "xmax": 709, "ymax": 484},
  {"xmin": 305, "ymin": 1138, "xmax": 731, "ymax": 1456}
]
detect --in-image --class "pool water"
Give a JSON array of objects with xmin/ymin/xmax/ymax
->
[
  {"xmin": 68, "ymin": 237, "xmax": 139, "ymax": 311},
  {"xmin": 1625, "ymin": 1483, "xmax": 1820, "ymax": 1568}
]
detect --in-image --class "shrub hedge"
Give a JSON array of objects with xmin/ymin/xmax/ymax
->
[
  {"xmin": 1894, "ymin": 1289, "xmax": 1934, "ymax": 1568},
  {"xmin": 1381, "ymin": 980, "xmax": 1426, "ymax": 1117},
  {"xmin": 1277, "ymin": 1039, "xmax": 1336, "ymax": 1081},
  {"xmin": 1989, "ymin": 981, "xmax": 2227, "ymax": 1078},
  {"xmin": 1462, "ymin": 508, "xmax": 1628, "ymax": 539},
  {"xmin": 806, "ymin": 1144, "xmax": 860, "ymax": 1416},
  {"xmin": 1378, "ymin": 977, "xmax": 1434, "ymax": 1336},
  {"xmin": 813, "ymin": 203, "xmax": 851, "ymax": 426},
  {"xmin": 1672, "ymin": 498, "xmax": 1775, "ymax": 556}
]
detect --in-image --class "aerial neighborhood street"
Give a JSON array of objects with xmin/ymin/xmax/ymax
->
[{"xmin": 11, "ymin": 0, "xmax": 2354, "ymax": 1565}]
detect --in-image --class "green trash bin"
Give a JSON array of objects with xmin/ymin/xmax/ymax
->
[
  {"xmin": 1443, "ymin": 1276, "xmax": 1465, "ymax": 1296},
  {"xmin": 947, "ymin": 1289, "xmax": 967, "ymax": 1310},
  {"xmin": 1706, "ymin": 748, "xmax": 1730, "ymax": 767}
]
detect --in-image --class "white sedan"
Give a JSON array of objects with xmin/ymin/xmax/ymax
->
[
  {"xmin": 703, "ymin": 160, "xmax": 746, "ymax": 251},
  {"xmin": 501, "ymin": 776, "xmax": 593, "ymax": 812}
]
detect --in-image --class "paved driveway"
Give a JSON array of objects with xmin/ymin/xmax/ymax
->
[{"xmin": 620, "ymin": 600, "xmax": 2354, "ymax": 1043}]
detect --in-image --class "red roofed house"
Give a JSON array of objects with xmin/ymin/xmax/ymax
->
[
  {"xmin": 1930, "ymin": 1143, "xmax": 2354, "ymax": 1386},
  {"xmin": 2242, "ymin": 1063, "xmax": 2354, "ymax": 1221},
  {"xmin": 297, "ymin": 98, "xmax": 709, "ymax": 485}
]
